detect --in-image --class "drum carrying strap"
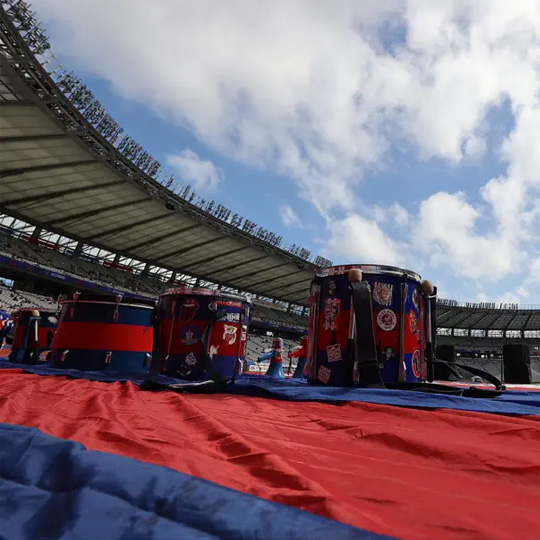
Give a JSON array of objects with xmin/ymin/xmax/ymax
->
[
  {"xmin": 350, "ymin": 281, "xmax": 384, "ymax": 388},
  {"xmin": 350, "ymin": 281, "xmax": 505, "ymax": 397}
]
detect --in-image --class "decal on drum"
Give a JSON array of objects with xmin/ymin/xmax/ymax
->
[
  {"xmin": 377, "ymin": 309, "xmax": 397, "ymax": 331},
  {"xmin": 409, "ymin": 310, "xmax": 417, "ymax": 334},
  {"xmin": 328, "ymin": 280, "xmax": 337, "ymax": 296},
  {"xmin": 326, "ymin": 343, "xmax": 342, "ymax": 363},
  {"xmin": 223, "ymin": 324, "xmax": 238, "ymax": 345},
  {"xmin": 323, "ymin": 298, "xmax": 341, "ymax": 331},
  {"xmin": 178, "ymin": 299, "xmax": 199, "ymax": 323},
  {"xmin": 373, "ymin": 282, "xmax": 393, "ymax": 306},
  {"xmin": 180, "ymin": 326, "xmax": 200, "ymax": 346},
  {"xmin": 318, "ymin": 365, "xmax": 331, "ymax": 384},
  {"xmin": 412, "ymin": 350, "xmax": 421, "ymax": 378}
]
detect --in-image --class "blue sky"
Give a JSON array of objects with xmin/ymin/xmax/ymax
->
[{"xmin": 33, "ymin": 0, "xmax": 540, "ymax": 303}]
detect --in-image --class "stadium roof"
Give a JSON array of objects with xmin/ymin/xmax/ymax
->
[{"xmin": 0, "ymin": 8, "xmax": 316, "ymax": 306}]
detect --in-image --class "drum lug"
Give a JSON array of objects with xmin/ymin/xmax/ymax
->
[
  {"xmin": 60, "ymin": 349, "xmax": 69, "ymax": 363},
  {"xmin": 105, "ymin": 351, "xmax": 112, "ymax": 364}
]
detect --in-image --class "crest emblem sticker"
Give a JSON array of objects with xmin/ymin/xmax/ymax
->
[
  {"xmin": 377, "ymin": 309, "xmax": 397, "ymax": 331},
  {"xmin": 185, "ymin": 352, "xmax": 197, "ymax": 366},
  {"xmin": 223, "ymin": 324, "xmax": 238, "ymax": 345},
  {"xmin": 323, "ymin": 298, "xmax": 341, "ymax": 331},
  {"xmin": 373, "ymin": 282, "xmax": 393, "ymax": 306}
]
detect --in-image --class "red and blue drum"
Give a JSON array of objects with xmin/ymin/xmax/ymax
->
[
  {"xmin": 49, "ymin": 293, "xmax": 154, "ymax": 371},
  {"xmin": 9, "ymin": 308, "xmax": 58, "ymax": 364},
  {"xmin": 307, "ymin": 264, "xmax": 428, "ymax": 386},
  {"xmin": 157, "ymin": 287, "xmax": 250, "ymax": 380}
]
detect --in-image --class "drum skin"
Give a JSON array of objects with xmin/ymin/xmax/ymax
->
[
  {"xmin": 49, "ymin": 294, "xmax": 154, "ymax": 372},
  {"xmin": 9, "ymin": 308, "xmax": 58, "ymax": 364},
  {"xmin": 157, "ymin": 288, "xmax": 250, "ymax": 380},
  {"xmin": 308, "ymin": 265, "xmax": 426, "ymax": 386}
]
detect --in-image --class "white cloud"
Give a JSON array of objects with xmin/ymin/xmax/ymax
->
[
  {"xmin": 32, "ymin": 0, "xmax": 540, "ymax": 299},
  {"xmin": 166, "ymin": 149, "xmax": 223, "ymax": 191},
  {"xmin": 34, "ymin": 1, "xmax": 540, "ymax": 211},
  {"xmin": 325, "ymin": 215, "xmax": 403, "ymax": 266},
  {"xmin": 279, "ymin": 204, "xmax": 302, "ymax": 228}
]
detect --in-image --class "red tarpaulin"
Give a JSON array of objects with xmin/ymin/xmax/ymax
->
[{"xmin": 1, "ymin": 371, "xmax": 539, "ymax": 540}]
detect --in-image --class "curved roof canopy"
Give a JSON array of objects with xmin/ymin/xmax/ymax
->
[{"xmin": 0, "ymin": 12, "xmax": 314, "ymax": 305}]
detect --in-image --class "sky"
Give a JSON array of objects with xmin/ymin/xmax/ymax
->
[{"xmin": 31, "ymin": 0, "xmax": 540, "ymax": 303}]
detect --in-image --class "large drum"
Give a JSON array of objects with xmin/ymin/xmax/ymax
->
[
  {"xmin": 9, "ymin": 308, "xmax": 58, "ymax": 364},
  {"xmin": 156, "ymin": 287, "xmax": 250, "ymax": 380},
  {"xmin": 49, "ymin": 293, "xmax": 154, "ymax": 371},
  {"xmin": 307, "ymin": 264, "xmax": 435, "ymax": 386}
]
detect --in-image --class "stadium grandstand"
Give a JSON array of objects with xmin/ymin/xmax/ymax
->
[{"xmin": 0, "ymin": 0, "xmax": 539, "ymax": 378}]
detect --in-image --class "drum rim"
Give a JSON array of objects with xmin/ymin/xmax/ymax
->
[
  {"xmin": 58, "ymin": 299, "xmax": 155, "ymax": 310},
  {"xmin": 161, "ymin": 286, "xmax": 251, "ymax": 304},
  {"xmin": 314, "ymin": 264, "xmax": 421, "ymax": 282},
  {"xmin": 15, "ymin": 307, "xmax": 57, "ymax": 313}
]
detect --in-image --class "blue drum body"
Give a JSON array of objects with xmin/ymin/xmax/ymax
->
[
  {"xmin": 157, "ymin": 287, "xmax": 250, "ymax": 380},
  {"xmin": 9, "ymin": 308, "xmax": 58, "ymax": 364},
  {"xmin": 307, "ymin": 265, "xmax": 427, "ymax": 386},
  {"xmin": 49, "ymin": 293, "xmax": 154, "ymax": 372}
]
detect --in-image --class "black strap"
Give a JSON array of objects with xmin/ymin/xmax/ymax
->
[
  {"xmin": 350, "ymin": 281, "xmax": 384, "ymax": 388},
  {"xmin": 433, "ymin": 359, "xmax": 505, "ymax": 391}
]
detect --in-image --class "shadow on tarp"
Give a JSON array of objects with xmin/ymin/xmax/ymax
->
[
  {"xmin": 0, "ymin": 423, "xmax": 392, "ymax": 540},
  {"xmin": 2, "ymin": 361, "xmax": 540, "ymax": 416}
]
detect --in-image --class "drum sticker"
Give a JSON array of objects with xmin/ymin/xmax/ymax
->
[
  {"xmin": 178, "ymin": 299, "xmax": 200, "ymax": 323},
  {"xmin": 326, "ymin": 343, "xmax": 342, "ymax": 363},
  {"xmin": 38, "ymin": 351, "xmax": 49, "ymax": 363},
  {"xmin": 328, "ymin": 280, "xmax": 337, "ymax": 296},
  {"xmin": 412, "ymin": 288, "xmax": 419, "ymax": 309},
  {"xmin": 377, "ymin": 309, "xmax": 397, "ymax": 331},
  {"xmin": 373, "ymin": 282, "xmax": 393, "ymax": 306},
  {"xmin": 412, "ymin": 350, "xmax": 421, "ymax": 378},
  {"xmin": 409, "ymin": 310, "xmax": 417, "ymax": 334},
  {"xmin": 323, "ymin": 298, "xmax": 341, "ymax": 330},
  {"xmin": 209, "ymin": 345, "xmax": 220, "ymax": 358},
  {"xmin": 223, "ymin": 324, "xmax": 238, "ymax": 345},
  {"xmin": 318, "ymin": 365, "xmax": 331, "ymax": 384},
  {"xmin": 180, "ymin": 326, "xmax": 200, "ymax": 346},
  {"xmin": 185, "ymin": 352, "xmax": 197, "ymax": 366}
]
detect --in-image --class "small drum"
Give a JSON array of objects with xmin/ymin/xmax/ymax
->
[
  {"xmin": 292, "ymin": 336, "xmax": 308, "ymax": 378},
  {"xmin": 9, "ymin": 308, "xmax": 58, "ymax": 364},
  {"xmin": 265, "ymin": 337, "xmax": 285, "ymax": 378},
  {"xmin": 49, "ymin": 293, "xmax": 154, "ymax": 371},
  {"xmin": 307, "ymin": 264, "xmax": 434, "ymax": 386},
  {"xmin": 156, "ymin": 287, "xmax": 250, "ymax": 380}
]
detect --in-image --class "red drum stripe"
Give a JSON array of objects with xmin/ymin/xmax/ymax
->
[{"xmin": 52, "ymin": 322, "xmax": 152, "ymax": 352}]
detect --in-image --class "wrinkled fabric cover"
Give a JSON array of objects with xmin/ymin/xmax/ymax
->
[
  {"xmin": 0, "ymin": 423, "xmax": 389, "ymax": 540},
  {"xmin": 1, "ymin": 371, "xmax": 540, "ymax": 540},
  {"xmin": 2, "ymin": 361, "xmax": 540, "ymax": 415}
]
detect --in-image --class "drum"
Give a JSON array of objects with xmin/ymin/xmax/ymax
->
[
  {"xmin": 307, "ymin": 264, "xmax": 433, "ymax": 386},
  {"xmin": 49, "ymin": 293, "xmax": 154, "ymax": 371},
  {"xmin": 9, "ymin": 308, "xmax": 58, "ymax": 364},
  {"xmin": 156, "ymin": 287, "xmax": 250, "ymax": 380},
  {"xmin": 265, "ymin": 337, "xmax": 285, "ymax": 378},
  {"xmin": 292, "ymin": 336, "xmax": 308, "ymax": 378}
]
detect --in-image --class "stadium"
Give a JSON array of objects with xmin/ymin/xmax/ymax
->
[{"xmin": 1, "ymin": 3, "xmax": 540, "ymax": 540}]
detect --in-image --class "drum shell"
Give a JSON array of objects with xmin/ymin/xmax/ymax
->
[
  {"xmin": 307, "ymin": 265, "xmax": 426, "ymax": 386},
  {"xmin": 49, "ymin": 294, "xmax": 154, "ymax": 372},
  {"xmin": 9, "ymin": 308, "xmax": 58, "ymax": 364},
  {"xmin": 157, "ymin": 288, "xmax": 250, "ymax": 380}
]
